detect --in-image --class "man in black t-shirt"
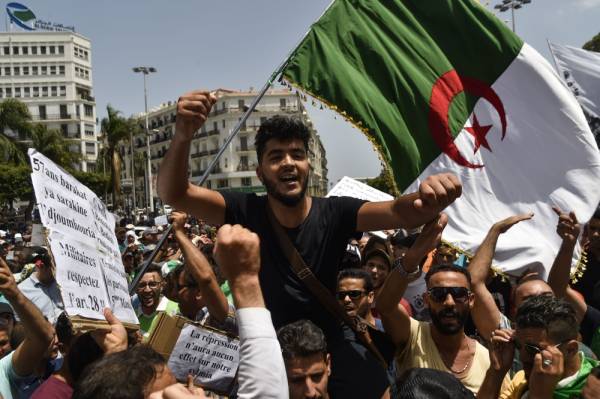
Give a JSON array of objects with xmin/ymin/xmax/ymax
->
[{"xmin": 157, "ymin": 90, "xmax": 462, "ymax": 398}]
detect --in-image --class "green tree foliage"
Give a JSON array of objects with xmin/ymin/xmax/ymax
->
[
  {"xmin": 100, "ymin": 105, "xmax": 139, "ymax": 208},
  {"xmin": 71, "ymin": 170, "xmax": 110, "ymax": 199},
  {"xmin": 0, "ymin": 99, "xmax": 33, "ymax": 164},
  {"xmin": 0, "ymin": 164, "xmax": 32, "ymax": 208},
  {"xmin": 583, "ymin": 33, "xmax": 600, "ymax": 52},
  {"xmin": 365, "ymin": 167, "xmax": 399, "ymax": 197}
]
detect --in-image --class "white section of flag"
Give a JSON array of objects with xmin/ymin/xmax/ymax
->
[
  {"xmin": 405, "ymin": 43, "xmax": 600, "ymax": 277},
  {"xmin": 549, "ymin": 42, "xmax": 600, "ymax": 120}
]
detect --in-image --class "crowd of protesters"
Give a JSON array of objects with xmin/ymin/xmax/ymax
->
[{"xmin": 0, "ymin": 89, "xmax": 598, "ymax": 398}]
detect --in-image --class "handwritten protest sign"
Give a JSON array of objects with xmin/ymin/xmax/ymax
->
[
  {"xmin": 168, "ymin": 323, "xmax": 239, "ymax": 394},
  {"xmin": 28, "ymin": 149, "xmax": 138, "ymax": 326}
]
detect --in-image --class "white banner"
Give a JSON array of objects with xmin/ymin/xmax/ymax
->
[
  {"xmin": 327, "ymin": 176, "xmax": 394, "ymax": 202},
  {"xmin": 168, "ymin": 323, "xmax": 239, "ymax": 394},
  {"xmin": 549, "ymin": 42, "xmax": 600, "ymax": 122},
  {"xmin": 29, "ymin": 149, "xmax": 138, "ymax": 325}
]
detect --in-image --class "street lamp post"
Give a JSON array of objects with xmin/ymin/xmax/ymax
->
[
  {"xmin": 132, "ymin": 66, "xmax": 157, "ymax": 215},
  {"xmin": 494, "ymin": 0, "xmax": 532, "ymax": 33}
]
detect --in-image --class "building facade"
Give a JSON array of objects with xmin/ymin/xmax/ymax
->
[
  {"xmin": 0, "ymin": 31, "xmax": 98, "ymax": 171},
  {"xmin": 121, "ymin": 89, "xmax": 329, "ymax": 211}
]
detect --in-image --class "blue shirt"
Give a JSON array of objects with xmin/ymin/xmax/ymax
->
[
  {"xmin": 0, "ymin": 352, "xmax": 38, "ymax": 399},
  {"xmin": 17, "ymin": 274, "xmax": 64, "ymax": 323}
]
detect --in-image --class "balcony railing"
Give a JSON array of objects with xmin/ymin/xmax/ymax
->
[
  {"xmin": 31, "ymin": 113, "xmax": 72, "ymax": 121},
  {"xmin": 191, "ymin": 150, "xmax": 208, "ymax": 159},
  {"xmin": 235, "ymin": 144, "xmax": 255, "ymax": 152}
]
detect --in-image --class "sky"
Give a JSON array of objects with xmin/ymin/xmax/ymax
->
[{"xmin": 5, "ymin": 0, "xmax": 600, "ymax": 186}]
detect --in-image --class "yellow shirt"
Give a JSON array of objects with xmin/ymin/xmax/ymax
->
[
  {"xmin": 499, "ymin": 370, "xmax": 528, "ymax": 399},
  {"xmin": 395, "ymin": 318, "xmax": 492, "ymax": 394}
]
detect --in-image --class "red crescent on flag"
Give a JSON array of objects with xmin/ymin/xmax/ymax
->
[{"xmin": 428, "ymin": 70, "xmax": 507, "ymax": 168}]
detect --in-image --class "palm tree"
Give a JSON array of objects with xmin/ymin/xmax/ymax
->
[
  {"xmin": 0, "ymin": 99, "xmax": 33, "ymax": 164},
  {"xmin": 100, "ymin": 105, "xmax": 138, "ymax": 209},
  {"xmin": 27, "ymin": 124, "xmax": 81, "ymax": 167}
]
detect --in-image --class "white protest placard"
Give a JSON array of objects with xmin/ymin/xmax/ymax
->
[
  {"xmin": 48, "ymin": 231, "xmax": 110, "ymax": 319},
  {"xmin": 28, "ymin": 149, "xmax": 138, "ymax": 326},
  {"xmin": 30, "ymin": 224, "xmax": 45, "ymax": 246},
  {"xmin": 168, "ymin": 323, "xmax": 239, "ymax": 394},
  {"xmin": 154, "ymin": 215, "xmax": 168, "ymax": 227},
  {"xmin": 327, "ymin": 176, "xmax": 394, "ymax": 202},
  {"xmin": 327, "ymin": 176, "xmax": 394, "ymax": 238}
]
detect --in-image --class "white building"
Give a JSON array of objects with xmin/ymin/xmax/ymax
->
[
  {"xmin": 121, "ymin": 89, "xmax": 329, "ymax": 211},
  {"xmin": 0, "ymin": 31, "xmax": 98, "ymax": 171}
]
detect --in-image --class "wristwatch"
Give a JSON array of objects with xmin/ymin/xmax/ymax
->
[{"xmin": 393, "ymin": 257, "xmax": 421, "ymax": 279}]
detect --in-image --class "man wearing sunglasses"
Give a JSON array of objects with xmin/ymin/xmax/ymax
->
[
  {"xmin": 377, "ymin": 214, "xmax": 497, "ymax": 394},
  {"xmin": 336, "ymin": 269, "xmax": 380, "ymax": 330},
  {"xmin": 479, "ymin": 295, "xmax": 599, "ymax": 399}
]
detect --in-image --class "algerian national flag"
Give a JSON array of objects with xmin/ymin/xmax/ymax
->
[{"xmin": 281, "ymin": 0, "xmax": 600, "ymax": 277}]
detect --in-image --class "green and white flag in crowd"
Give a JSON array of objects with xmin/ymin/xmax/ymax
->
[{"xmin": 281, "ymin": 0, "xmax": 600, "ymax": 277}]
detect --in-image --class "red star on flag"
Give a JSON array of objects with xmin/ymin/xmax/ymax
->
[{"xmin": 466, "ymin": 113, "xmax": 493, "ymax": 153}]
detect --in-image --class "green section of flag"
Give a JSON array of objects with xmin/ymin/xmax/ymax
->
[
  {"xmin": 282, "ymin": 0, "xmax": 523, "ymax": 190},
  {"xmin": 14, "ymin": 10, "xmax": 35, "ymax": 22}
]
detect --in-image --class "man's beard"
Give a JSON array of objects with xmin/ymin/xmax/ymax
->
[
  {"xmin": 263, "ymin": 175, "xmax": 308, "ymax": 207},
  {"xmin": 430, "ymin": 307, "xmax": 469, "ymax": 335}
]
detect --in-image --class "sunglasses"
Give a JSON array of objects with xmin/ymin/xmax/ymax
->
[
  {"xmin": 427, "ymin": 287, "xmax": 471, "ymax": 303},
  {"xmin": 514, "ymin": 340, "xmax": 566, "ymax": 357},
  {"xmin": 336, "ymin": 290, "xmax": 366, "ymax": 300}
]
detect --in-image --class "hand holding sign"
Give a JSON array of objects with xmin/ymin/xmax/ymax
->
[{"xmin": 91, "ymin": 308, "xmax": 128, "ymax": 354}]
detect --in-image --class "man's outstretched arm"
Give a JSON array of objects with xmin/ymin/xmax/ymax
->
[
  {"xmin": 157, "ymin": 90, "xmax": 226, "ymax": 225},
  {"xmin": 356, "ymin": 173, "xmax": 462, "ymax": 232},
  {"xmin": 468, "ymin": 213, "xmax": 533, "ymax": 341},
  {"xmin": 0, "ymin": 257, "xmax": 54, "ymax": 377},
  {"xmin": 377, "ymin": 215, "xmax": 446, "ymax": 347},
  {"xmin": 171, "ymin": 211, "xmax": 229, "ymax": 322},
  {"xmin": 547, "ymin": 207, "xmax": 587, "ymax": 322}
]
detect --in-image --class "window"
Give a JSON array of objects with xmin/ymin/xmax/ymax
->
[
  {"xmin": 85, "ymin": 124, "xmax": 95, "ymax": 136},
  {"xmin": 86, "ymin": 143, "xmax": 95, "ymax": 154},
  {"xmin": 58, "ymin": 45, "xmax": 64, "ymax": 54},
  {"xmin": 51, "ymin": 86, "xmax": 58, "ymax": 97},
  {"xmin": 217, "ymin": 179, "xmax": 229, "ymax": 188},
  {"xmin": 83, "ymin": 50, "xmax": 88, "ymax": 59},
  {"xmin": 84, "ymin": 104, "xmax": 93, "ymax": 117},
  {"xmin": 60, "ymin": 104, "xmax": 68, "ymax": 118},
  {"xmin": 38, "ymin": 105, "xmax": 46, "ymax": 119},
  {"xmin": 32, "ymin": 66, "xmax": 38, "ymax": 75},
  {"xmin": 23, "ymin": 66, "xmax": 29, "ymax": 75},
  {"xmin": 49, "ymin": 46, "xmax": 55, "ymax": 55},
  {"xmin": 50, "ymin": 66, "xmax": 56, "ymax": 75},
  {"xmin": 21, "ymin": 46, "xmax": 28, "ymax": 55},
  {"xmin": 41, "ymin": 66, "xmax": 47, "ymax": 75},
  {"xmin": 13, "ymin": 67, "xmax": 19, "ymax": 75},
  {"xmin": 59, "ymin": 65, "xmax": 65, "ymax": 75},
  {"xmin": 238, "ymin": 99, "xmax": 245, "ymax": 109},
  {"xmin": 14, "ymin": 87, "xmax": 21, "ymax": 98},
  {"xmin": 42, "ymin": 86, "xmax": 48, "ymax": 97},
  {"xmin": 3, "ymin": 47, "xmax": 8, "ymax": 55},
  {"xmin": 61, "ymin": 124, "xmax": 68, "ymax": 135},
  {"xmin": 3, "ymin": 67, "xmax": 9, "ymax": 76},
  {"xmin": 0, "ymin": 88, "xmax": 3, "ymax": 99},
  {"xmin": 32, "ymin": 86, "xmax": 39, "ymax": 97},
  {"xmin": 24, "ymin": 87, "xmax": 30, "ymax": 97},
  {"xmin": 222, "ymin": 120, "xmax": 225, "ymax": 128},
  {"xmin": 59, "ymin": 86, "xmax": 66, "ymax": 97},
  {"xmin": 40, "ymin": 46, "xmax": 46, "ymax": 55},
  {"xmin": 280, "ymin": 98, "xmax": 287, "ymax": 109},
  {"xmin": 241, "ymin": 177, "xmax": 252, "ymax": 187},
  {"xmin": 31, "ymin": 46, "xmax": 37, "ymax": 55},
  {"xmin": 12, "ymin": 46, "xmax": 18, "ymax": 55},
  {"xmin": 5, "ymin": 88, "xmax": 11, "ymax": 98}
]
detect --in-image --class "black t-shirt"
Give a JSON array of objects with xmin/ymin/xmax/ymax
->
[
  {"xmin": 573, "ymin": 254, "xmax": 600, "ymax": 307},
  {"xmin": 581, "ymin": 304, "xmax": 600, "ymax": 347},
  {"xmin": 222, "ymin": 192, "xmax": 366, "ymax": 338}
]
